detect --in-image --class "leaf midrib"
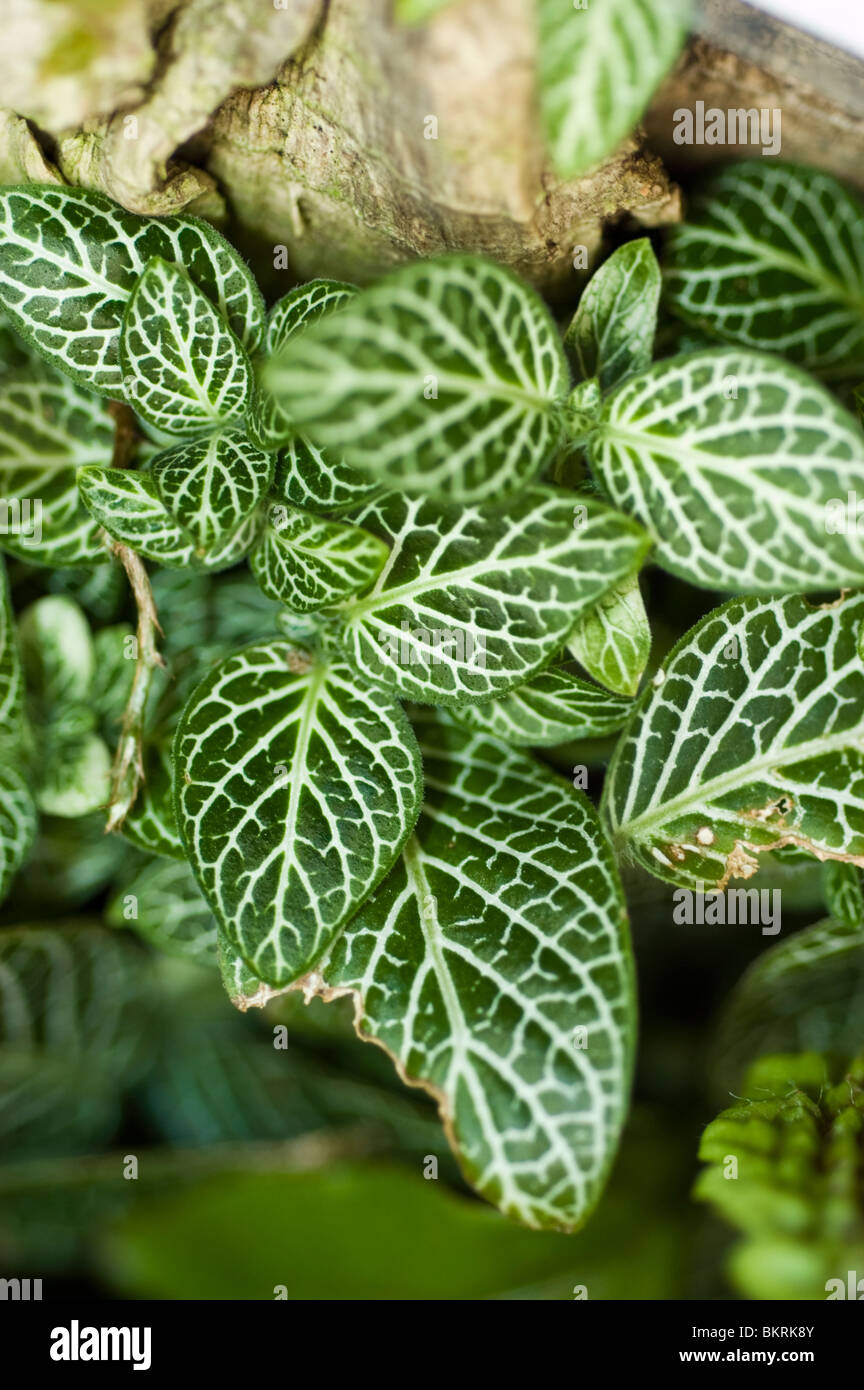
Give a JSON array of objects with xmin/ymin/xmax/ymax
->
[
  {"xmin": 615, "ymin": 725, "xmax": 864, "ymax": 842},
  {"xmin": 672, "ymin": 224, "xmax": 864, "ymax": 316}
]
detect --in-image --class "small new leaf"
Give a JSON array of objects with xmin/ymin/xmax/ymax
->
[
  {"xmin": 565, "ymin": 239, "xmax": 662, "ymax": 391},
  {"xmin": 568, "ymin": 571, "xmax": 651, "ymax": 697},
  {"xmin": 250, "ymin": 504, "xmax": 388, "ymax": 612},
  {"xmin": 451, "ymin": 665, "xmax": 632, "ymax": 746}
]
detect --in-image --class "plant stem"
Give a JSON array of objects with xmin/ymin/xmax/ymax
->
[{"xmin": 104, "ymin": 537, "xmax": 164, "ymax": 832}]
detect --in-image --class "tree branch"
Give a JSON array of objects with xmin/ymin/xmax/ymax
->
[{"xmin": 103, "ymin": 537, "xmax": 164, "ymax": 833}]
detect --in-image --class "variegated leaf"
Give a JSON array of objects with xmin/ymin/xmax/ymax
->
[
  {"xmin": 152, "ymin": 430, "xmax": 272, "ymax": 551},
  {"xmin": 263, "ymin": 256, "xmax": 568, "ymax": 502},
  {"xmin": 77, "ymin": 467, "xmax": 259, "ymax": 570},
  {"xmin": 107, "ymin": 857, "xmax": 218, "ymax": 964},
  {"xmin": 538, "ymin": 0, "xmax": 690, "ymax": 177},
  {"xmin": 565, "ymin": 239, "xmax": 661, "ymax": 391},
  {"xmin": 568, "ymin": 570, "xmax": 651, "ymax": 697},
  {"xmin": 0, "ymin": 561, "xmax": 36, "ymax": 901},
  {"xmin": 0, "ymin": 185, "xmax": 264, "ymax": 394},
  {"xmin": 18, "ymin": 595, "xmax": 112, "ymax": 819},
  {"xmin": 337, "ymin": 488, "xmax": 649, "ymax": 706},
  {"xmin": 273, "ymin": 436, "xmax": 378, "ymax": 514},
  {"xmin": 254, "ymin": 279, "xmax": 357, "ymax": 450},
  {"xmin": 589, "ymin": 350, "xmax": 864, "ymax": 592},
  {"xmin": 0, "ymin": 368, "xmax": 111, "ymax": 566},
  {"xmin": 713, "ymin": 917, "xmax": 864, "ymax": 1091},
  {"xmin": 0, "ymin": 556, "xmax": 25, "ymax": 729},
  {"xmin": 314, "ymin": 715, "xmax": 635, "ymax": 1232},
  {"xmin": 174, "ymin": 642, "xmax": 423, "ymax": 985},
  {"xmin": 664, "ymin": 161, "xmax": 864, "ymax": 385},
  {"xmin": 0, "ymin": 766, "xmax": 37, "ymax": 906},
  {"xmin": 823, "ymin": 862, "xmax": 864, "ymax": 930},
  {"xmin": 120, "ymin": 258, "xmax": 253, "ymax": 437},
  {"xmin": 451, "ymin": 665, "xmax": 632, "ymax": 746},
  {"xmin": 90, "ymin": 624, "xmax": 136, "ymax": 733},
  {"xmin": 0, "ymin": 921, "xmax": 152, "ymax": 1157},
  {"xmin": 250, "ymin": 503, "xmax": 388, "ymax": 612},
  {"xmin": 603, "ymin": 593, "xmax": 864, "ymax": 890},
  {"xmin": 35, "ymin": 725, "xmax": 111, "ymax": 818},
  {"xmin": 18, "ymin": 595, "xmax": 94, "ymax": 708},
  {"xmin": 121, "ymin": 741, "xmax": 183, "ymax": 860}
]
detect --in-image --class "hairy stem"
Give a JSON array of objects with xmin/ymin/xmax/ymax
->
[{"xmin": 103, "ymin": 537, "xmax": 164, "ymax": 833}]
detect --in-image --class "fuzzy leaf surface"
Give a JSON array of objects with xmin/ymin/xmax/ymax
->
[
  {"xmin": 567, "ymin": 571, "xmax": 651, "ymax": 697},
  {"xmin": 565, "ymin": 239, "xmax": 661, "ymax": 391}
]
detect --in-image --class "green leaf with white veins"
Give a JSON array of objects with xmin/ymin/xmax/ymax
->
[
  {"xmin": 121, "ymin": 742, "xmax": 183, "ymax": 861},
  {"xmin": 714, "ymin": 917, "xmax": 864, "ymax": 1094},
  {"xmin": 36, "ymin": 725, "xmax": 111, "ymax": 818},
  {"xmin": 250, "ymin": 504, "xmax": 388, "ymax": 613},
  {"xmin": 121, "ymin": 258, "xmax": 252, "ymax": 437},
  {"xmin": 0, "ymin": 185, "xmax": 264, "ymax": 395},
  {"xmin": 78, "ymin": 467, "xmax": 259, "ymax": 571},
  {"xmin": 18, "ymin": 595, "xmax": 93, "ymax": 708},
  {"xmin": 152, "ymin": 431, "xmax": 272, "ymax": 552},
  {"xmin": 565, "ymin": 240, "xmax": 661, "ymax": 392},
  {"xmin": 0, "ymin": 557, "xmax": 25, "ymax": 730},
  {"xmin": 0, "ymin": 766, "xmax": 37, "ymax": 905},
  {"xmin": 337, "ymin": 487, "xmax": 649, "ymax": 707},
  {"xmin": 568, "ymin": 571, "xmax": 651, "ymax": 698},
  {"xmin": 174, "ymin": 642, "xmax": 423, "ymax": 986},
  {"xmin": 603, "ymin": 593, "xmax": 864, "ymax": 891},
  {"xmin": 273, "ymin": 436, "xmax": 379, "ymax": 514},
  {"xmin": 538, "ymin": 0, "xmax": 690, "ymax": 178},
  {"xmin": 254, "ymin": 279, "xmax": 357, "ymax": 450},
  {"xmin": 0, "ymin": 562, "xmax": 36, "ymax": 902},
  {"xmin": 663, "ymin": 162, "xmax": 864, "ymax": 385},
  {"xmin": 451, "ymin": 666, "xmax": 632, "ymax": 747},
  {"xmin": 589, "ymin": 350, "xmax": 864, "ymax": 593},
  {"xmin": 313, "ymin": 715, "xmax": 635, "ymax": 1232},
  {"xmin": 0, "ymin": 368, "xmax": 111, "ymax": 567},
  {"xmin": 263, "ymin": 256, "xmax": 568, "ymax": 502},
  {"xmin": 106, "ymin": 857, "xmax": 217, "ymax": 965}
]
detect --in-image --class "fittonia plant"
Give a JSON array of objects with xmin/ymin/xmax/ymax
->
[{"xmin": 1, "ymin": 158, "xmax": 864, "ymax": 1236}]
